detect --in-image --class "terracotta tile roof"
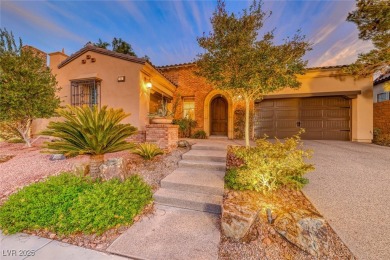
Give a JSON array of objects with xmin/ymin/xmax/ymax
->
[
  {"xmin": 374, "ymin": 72, "xmax": 390, "ymax": 85},
  {"xmin": 157, "ymin": 62, "xmax": 349, "ymax": 71},
  {"xmin": 58, "ymin": 44, "xmax": 146, "ymax": 69},
  {"xmin": 57, "ymin": 44, "xmax": 177, "ymax": 87}
]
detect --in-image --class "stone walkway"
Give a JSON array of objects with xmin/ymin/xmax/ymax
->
[{"xmin": 107, "ymin": 140, "xmax": 228, "ymax": 259}]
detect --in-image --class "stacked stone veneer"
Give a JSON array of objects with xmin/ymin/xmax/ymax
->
[
  {"xmin": 127, "ymin": 131, "xmax": 146, "ymax": 143},
  {"xmin": 145, "ymin": 124, "xmax": 179, "ymax": 152},
  {"xmin": 374, "ymin": 100, "xmax": 390, "ymax": 134}
]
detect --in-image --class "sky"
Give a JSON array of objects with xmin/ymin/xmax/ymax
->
[{"xmin": 0, "ymin": 0, "xmax": 373, "ymax": 67}]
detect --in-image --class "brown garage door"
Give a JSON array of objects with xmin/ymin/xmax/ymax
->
[{"xmin": 254, "ymin": 97, "xmax": 351, "ymax": 140}]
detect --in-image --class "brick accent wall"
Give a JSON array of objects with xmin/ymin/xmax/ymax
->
[
  {"xmin": 160, "ymin": 65, "xmax": 214, "ymax": 132},
  {"xmin": 374, "ymin": 100, "xmax": 390, "ymax": 134},
  {"xmin": 127, "ymin": 130, "xmax": 146, "ymax": 143},
  {"xmin": 145, "ymin": 124, "xmax": 179, "ymax": 152}
]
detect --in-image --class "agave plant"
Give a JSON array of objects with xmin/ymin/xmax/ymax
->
[
  {"xmin": 42, "ymin": 105, "xmax": 137, "ymax": 178},
  {"xmin": 132, "ymin": 143, "xmax": 164, "ymax": 160}
]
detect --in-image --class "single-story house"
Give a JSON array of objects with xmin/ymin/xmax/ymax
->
[{"xmin": 32, "ymin": 45, "xmax": 373, "ymax": 142}]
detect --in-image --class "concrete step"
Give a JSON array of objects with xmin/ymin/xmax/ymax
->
[
  {"xmin": 182, "ymin": 149, "xmax": 226, "ymax": 162},
  {"xmin": 161, "ymin": 169, "xmax": 224, "ymax": 195},
  {"xmin": 179, "ymin": 160, "xmax": 226, "ymax": 171},
  {"xmin": 153, "ymin": 188, "xmax": 223, "ymax": 214},
  {"xmin": 191, "ymin": 143, "xmax": 227, "ymax": 151}
]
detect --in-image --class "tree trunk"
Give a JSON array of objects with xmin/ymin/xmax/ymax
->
[
  {"xmin": 245, "ymin": 97, "xmax": 250, "ymax": 147},
  {"xmin": 90, "ymin": 154, "xmax": 104, "ymax": 179},
  {"xmin": 16, "ymin": 118, "xmax": 32, "ymax": 147}
]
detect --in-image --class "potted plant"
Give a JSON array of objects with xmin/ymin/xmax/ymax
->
[{"xmin": 148, "ymin": 99, "xmax": 174, "ymax": 124}]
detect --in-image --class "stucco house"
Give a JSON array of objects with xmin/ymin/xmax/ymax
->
[{"xmin": 32, "ymin": 45, "xmax": 373, "ymax": 142}]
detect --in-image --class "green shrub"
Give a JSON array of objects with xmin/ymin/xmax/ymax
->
[
  {"xmin": 225, "ymin": 133, "xmax": 314, "ymax": 193},
  {"xmin": 132, "ymin": 143, "xmax": 164, "ymax": 160},
  {"xmin": 192, "ymin": 130, "xmax": 207, "ymax": 139},
  {"xmin": 373, "ymin": 127, "xmax": 390, "ymax": 146},
  {"xmin": 0, "ymin": 173, "xmax": 152, "ymax": 235},
  {"xmin": 173, "ymin": 118, "xmax": 197, "ymax": 138}
]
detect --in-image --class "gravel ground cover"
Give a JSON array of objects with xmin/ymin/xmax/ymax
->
[{"xmin": 0, "ymin": 140, "xmax": 188, "ymax": 252}]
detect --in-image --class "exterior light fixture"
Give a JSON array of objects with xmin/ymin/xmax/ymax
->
[
  {"xmin": 117, "ymin": 76, "xmax": 125, "ymax": 82},
  {"xmin": 146, "ymin": 81, "xmax": 152, "ymax": 89}
]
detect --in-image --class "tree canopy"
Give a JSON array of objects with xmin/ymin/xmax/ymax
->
[
  {"xmin": 196, "ymin": 0, "xmax": 311, "ymax": 146},
  {"xmin": 346, "ymin": 0, "xmax": 390, "ymax": 78},
  {"xmin": 0, "ymin": 28, "xmax": 60, "ymax": 146},
  {"xmin": 87, "ymin": 37, "xmax": 137, "ymax": 56}
]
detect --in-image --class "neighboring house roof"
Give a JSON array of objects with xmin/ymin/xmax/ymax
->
[
  {"xmin": 157, "ymin": 62, "xmax": 349, "ymax": 71},
  {"xmin": 57, "ymin": 44, "xmax": 177, "ymax": 87},
  {"xmin": 374, "ymin": 73, "xmax": 390, "ymax": 86}
]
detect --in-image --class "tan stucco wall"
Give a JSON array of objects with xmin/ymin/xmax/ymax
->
[
  {"xmin": 266, "ymin": 69, "xmax": 373, "ymax": 142},
  {"xmin": 32, "ymin": 50, "xmax": 176, "ymax": 135}
]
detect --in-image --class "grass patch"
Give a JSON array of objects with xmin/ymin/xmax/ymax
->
[{"xmin": 0, "ymin": 173, "xmax": 152, "ymax": 235}]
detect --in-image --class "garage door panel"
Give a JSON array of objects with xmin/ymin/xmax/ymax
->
[
  {"xmin": 301, "ymin": 120, "xmax": 323, "ymax": 129},
  {"xmin": 323, "ymin": 120, "xmax": 350, "ymax": 130},
  {"xmin": 323, "ymin": 109, "xmax": 350, "ymax": 118},
  {"xmin": 300, "ymin": 110, "xmax": 323, "ymax": 118},
  {"xmin": 275, "ymin": 110, "xmax": 299, "ymax": 119},
  {"xmin": 254, "ymin": 96, "xmax": 351, "ymax": 140}
]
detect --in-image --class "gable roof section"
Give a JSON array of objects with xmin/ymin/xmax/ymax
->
[
  {"xmin": 58, "ymin": 44, "xmax": 146, "ymax": 69},
  {"xmin": 57, "ymin": 44, "xmax": 177, "ymax": 87},
  {"xmin": 374, "ymin": 73, "xmax": 390, "ymax": 86}
]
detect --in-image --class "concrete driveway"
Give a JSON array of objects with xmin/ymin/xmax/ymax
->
[{"xmin": 303, "ymin": 141, "xmax": 390, "ymax": 260}]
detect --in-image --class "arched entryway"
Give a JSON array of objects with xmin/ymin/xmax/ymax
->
[
  {"xmin": 210, "ymin": 96, "xmax": 228, "ymax": 136},
  {"xmin": 203, "ymin": 90, "xmax": 234, "ymax": 139}
]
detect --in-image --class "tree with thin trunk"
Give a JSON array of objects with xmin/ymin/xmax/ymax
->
[
  {"xmin": 196, "ymin": 0, "xmax": 311, "ymax": 147},
  {"xmin": 41, "ymin": 105, "xmax": 137, "ymax": 178},
  {"xmin": 112, "ymin": 37, "xmax": 136, "ymax": 56},
  {"xmin": 345, "ymin": 0, "xmax": 390, "ymax": 88},
  {"xmin": 0, "ymin": 28, "xmax": 60, "ymax": 147}
]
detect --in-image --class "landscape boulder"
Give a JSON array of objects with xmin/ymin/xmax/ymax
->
[
  {"xmin": 221, "ymin": 191, "xmax": 260, "ymax": 240},
  {"xmin": 99, "ymin": 158, "xmax": 126, "ymax": 181},
  {"xmin": 49, "ymin": 154, "xmax": 66, "ymax": 161},
  {"xmin": 72, "ymin": 162, "xmax": 89, "ymax": 176},
  {"xmin": 177, "ymin": 140, "xmax": 191, "ymax": 148},
  {"xmin": 274, "ymin": 209, "xmax": 329, "ymax": 257}
]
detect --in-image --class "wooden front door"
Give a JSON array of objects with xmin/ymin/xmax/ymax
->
[{"xmin": 211, "ymin": 96, "xmax": 228, "ymax": 135}]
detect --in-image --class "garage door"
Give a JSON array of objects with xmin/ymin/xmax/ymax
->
[{"xmin": 254, "ymin": 97, "xmax": 351, "ymax": 140}]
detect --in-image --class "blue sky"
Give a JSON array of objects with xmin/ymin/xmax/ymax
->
[{"xmin": 1, "ymin": 0, "xmax": 372, "ymax": 67}]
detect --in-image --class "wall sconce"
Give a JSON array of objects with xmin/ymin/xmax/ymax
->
[
  {"xmin": 117, "ymin": 76, "xmax": 125, "ymax": 82},
  {"xmin": 144, "ymin": 77, "xmax": 152, "ymax": 89},
  {"xmin": 146, "ymin": 81, "xmax": 152, "ymax": 89}
]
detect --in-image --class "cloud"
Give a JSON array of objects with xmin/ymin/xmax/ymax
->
[{"xmin": 3, "ymin": 1, "xmax": 86, "ymax": 44}]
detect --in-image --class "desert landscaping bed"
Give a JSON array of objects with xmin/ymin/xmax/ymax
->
[
  {"xmin": 0, "ymin": 140, "xmax": 188, "ymax": 251},
  {"xmin": 219, "ymin": 189, "xmax": 355, "ymax": 259},
  {"xmin": 219, "ymin": 143, "xmax": 355, "ymax": 259}
]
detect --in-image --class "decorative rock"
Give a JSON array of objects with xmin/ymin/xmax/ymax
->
[
  {"xmin": 49, "ymin": 154, "xmax": 66, "ymax": 161},
  {"xmin": 177, "ymin": 140, "xmax": 191, "ymax": 148},
  {"xmin": 262, "ymin": 237, "xmax": 272, "ymax": 246},
  {"xmin": 100, "ymin": 158, "xmax": 125, "ymax": 181},
  {"xmin": 221, "ymin": 191, "xmax": 260, "ymax": 240},
  {"xmin": 72, "ymin": 162, "xmax": 90, "ymax": 176},
  {"xmin": 274, "ymin": 210, "xmax": 329, "ymax": 257}
]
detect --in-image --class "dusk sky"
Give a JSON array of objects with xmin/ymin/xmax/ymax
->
[{"xmin": 1, "ymin": 0, "xmax": 373, "ymax": 67}]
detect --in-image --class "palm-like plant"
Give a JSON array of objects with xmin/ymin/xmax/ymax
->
[{"xmin": 42, "ymin": 105, "xmax": 137, "ymax": 178}]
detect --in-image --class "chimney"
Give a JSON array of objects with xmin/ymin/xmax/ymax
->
[{"xmin": 49, "ymin": 50, "xmax": 68, "ymax": 70}]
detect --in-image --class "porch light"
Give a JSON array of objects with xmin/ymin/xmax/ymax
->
[{"xmin": 146, "ymin": 81, "xmax": 152, "ymax": 89}]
